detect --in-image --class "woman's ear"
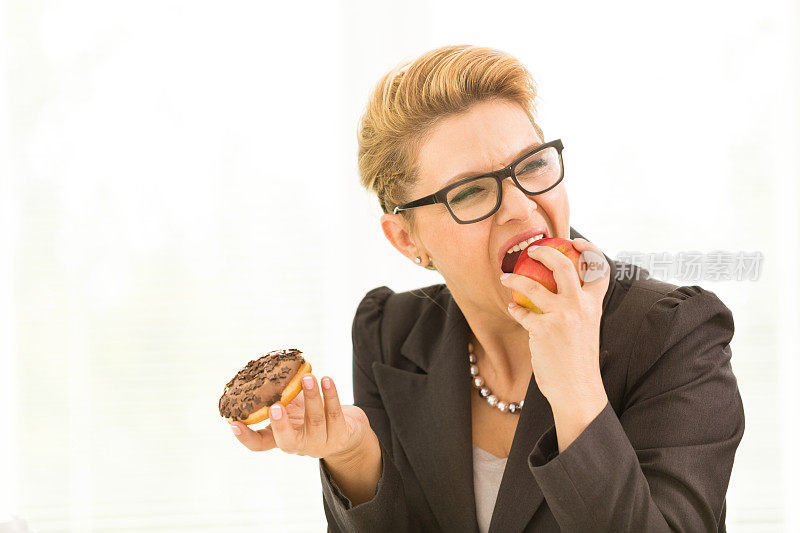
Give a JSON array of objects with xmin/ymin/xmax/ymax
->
[{"xmin": 380, "ymin": 213, "xmax": 422, "ymax": 262}]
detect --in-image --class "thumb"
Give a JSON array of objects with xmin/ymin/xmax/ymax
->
[{"xmin": 230, "ymin": 420, "xmax": 277, "ymax": 452}]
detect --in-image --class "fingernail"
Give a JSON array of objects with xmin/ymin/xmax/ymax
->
[
  {"xmin": 322, "ymin": 377, "xmax": 332, "ymax": 390},
  {"xmin": 528, "ymin": 246, "xmax": 539, "ymax": 254},
  {"xmin": 508, "ymin": 301, "xmax": 518, "ymax": 309},
  {"xmin": 270, "ymin": 404, "xmax": 282, "ymax": 420},
  {"xmin": 500, "ymin": 273, "xmax": 510, "ymax": 281},
  {"xmin": 231, "ymin": 424, "xmax": 242, "ymax": 436},
  {"xmin": 302, "ymin": 375, "xmax": 314, "ymax": 389}
]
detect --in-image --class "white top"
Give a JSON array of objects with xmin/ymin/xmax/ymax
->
[{"xmin": 472, "ymin": 444, "xmax": 508, "ymax": 533}]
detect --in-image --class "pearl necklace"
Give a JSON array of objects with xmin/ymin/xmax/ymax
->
[{"xmin": 468, "ymin": 341, "xmax": 524, "ymax": 414}]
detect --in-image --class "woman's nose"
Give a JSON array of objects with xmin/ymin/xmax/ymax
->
[{"xmin": 494, "ymin": 177, "xmax": 537, "ymax": 224}]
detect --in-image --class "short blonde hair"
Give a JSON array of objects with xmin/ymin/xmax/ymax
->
[{"xmin": 357, "ymin": 44, "xmax": 545, "ymax": 227}]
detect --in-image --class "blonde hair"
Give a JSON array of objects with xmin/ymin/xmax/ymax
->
[{"xmin": 357, "ymin": 44, "xmax": 545, "ymax": 229}]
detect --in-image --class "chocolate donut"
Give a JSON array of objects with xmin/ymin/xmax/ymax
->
[{"xmin": 219, "ymin": 348, "xmax": 312, "ymax": 425}]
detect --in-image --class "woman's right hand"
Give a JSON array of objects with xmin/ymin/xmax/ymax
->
[{"xmin": 230, "ymin": 373, "xmax": 373, "ymax": 462}]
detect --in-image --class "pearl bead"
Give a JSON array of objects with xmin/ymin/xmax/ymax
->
[
  {"xmin": 508, "ymin": 402, "xmax": 518, "ymax": 413},
  {"xmin": 479, "ymin": 387, "xmax": 490, "ymax": 398},
  {"xmin": 497, "ymin": 401, "xmax": 507, "ymax": 412},
  {"xmin": 468, "ymin": 353, "xmax": 477, "ymax": 364},
  {"xmin": 468, "ymin": 342, "xmax": 473, "ymax": 352},
  {"xmin": 469, "ymin": 364, "xmax": 479, "ymax": 376},
  {"xmin": 487, "ymin": 395, "xmax": 498, "ymax": 406},
  {"xmin": 473, "ymin": 376, "xmax": 484, "ymax": 388}
]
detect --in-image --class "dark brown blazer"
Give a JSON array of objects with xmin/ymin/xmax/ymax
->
[{"xmin": 318, "ymin": 226, "xmax": 745, "ymax": 532}]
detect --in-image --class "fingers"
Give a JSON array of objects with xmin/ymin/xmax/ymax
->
[
  {"xmin": 506, "ymin": 300, "xmax": 541, "ymax": 331},
  {"xmin": 500, "ymin": 272, "xmax": 558, "ymax": 313},
  {"xmin": 320, "ymin": 376, "xmax": 347, "ymax": 446},
  {"xmin": 269, "ymin": 401, "xmax": 301, "ymax": 453},
  {"xmin": 526, "ymin": 245, "xmax": 582, "ymax": 297},
  {"xmin": 300, "ymin": 374, "xmax": 326, "ymax": 455},
  {"xmin": 230, "ymin": 420, "xmax": 277, "ymax": 452}
]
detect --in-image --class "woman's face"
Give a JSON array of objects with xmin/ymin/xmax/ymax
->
[{"xmin": 382, "ymin": 98, "xmax": 570, "ymax": 317}]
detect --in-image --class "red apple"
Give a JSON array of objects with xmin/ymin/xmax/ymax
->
[{"xmin": 511, "ymin": 237, "xmax": 583, "ymax": 313}]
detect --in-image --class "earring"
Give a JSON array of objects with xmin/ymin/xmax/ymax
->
[{"xmin": 415, "ymin": 255, "xmax": 437, "ymax": 270}]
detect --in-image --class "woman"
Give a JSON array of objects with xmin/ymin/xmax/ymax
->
[{"xmin": 230, "ymin": 45, "xmax": 745, "ymax": 532}]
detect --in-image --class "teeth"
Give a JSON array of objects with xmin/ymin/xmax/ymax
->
[{"xmin": 506, "ymin": 234, "xmax": 545, "ymax": 254}]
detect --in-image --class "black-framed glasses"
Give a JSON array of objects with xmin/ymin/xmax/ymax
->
[{"xmin": 393, "ymin": 139, "xmax": 565, "ymax": 224}]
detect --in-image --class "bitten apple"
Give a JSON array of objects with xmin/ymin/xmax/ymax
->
[{"xmin": 511, "ymin": 237, "xmax": 583, "ymax": 313}]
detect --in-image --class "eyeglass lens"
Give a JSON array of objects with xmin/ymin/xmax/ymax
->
[{"xmin": 444, "ymin": 146, "xmax": 562, "ymax": 222}]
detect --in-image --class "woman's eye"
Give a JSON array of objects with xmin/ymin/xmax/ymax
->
[
  {"xmin": 520, "ymin": 158, "xmax": 546, "ymax": 173},
  {"xmin": 452, "ymin": 186, "xmax": 483, "ymax": 203}
]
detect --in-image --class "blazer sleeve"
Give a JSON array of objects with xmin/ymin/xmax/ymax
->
[
  {"xmin": 318, "ymin": 286, "xmax": 418, "ymax": 532},
  {"xmin": 526, "ymin": 285, "xmax": 745, "ymax": 532}
]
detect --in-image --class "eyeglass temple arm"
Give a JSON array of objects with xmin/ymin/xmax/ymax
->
[{"xmin": 392, "ymin": 192, "xmax": 441, "ymax": 214}]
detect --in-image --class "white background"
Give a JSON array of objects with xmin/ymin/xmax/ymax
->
[{"xmin": 1, "ymin": 1, "xmax": 798, "ymax": 531}]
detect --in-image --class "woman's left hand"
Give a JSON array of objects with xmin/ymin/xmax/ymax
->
[{"xmin": 500, "ymin": 237, "xmax": 611, "ymax": 412}]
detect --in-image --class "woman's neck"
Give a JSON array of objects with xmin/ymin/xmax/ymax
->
[
  {"xmin": 467, "ymin": 319, "xmax": 532, "ymax": 395},
  {"xmin": 448, "ymin": 283, "xmax": 533, "ymax": 394}
]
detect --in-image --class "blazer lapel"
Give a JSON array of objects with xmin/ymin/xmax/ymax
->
[
  {"xmin": 487, "ymin": 373, "xmax": 550, "ymax": 531},
  {"xmin": 374, "ymin": 288, "xmax": 479, "ymax": 532},
  {"xmin": 373, "ymin": 226, "xmax": 618, "ymax": 532}
]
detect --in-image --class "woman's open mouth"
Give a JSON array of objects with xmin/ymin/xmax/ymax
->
[{"xmin": 500, "ymin": 232, "xmax": 547, "ymax": 273}]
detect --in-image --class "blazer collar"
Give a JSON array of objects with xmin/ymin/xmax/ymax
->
[{"xmin": 372, "ymin": 226, "xmax": 617, "ymax": 532}]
